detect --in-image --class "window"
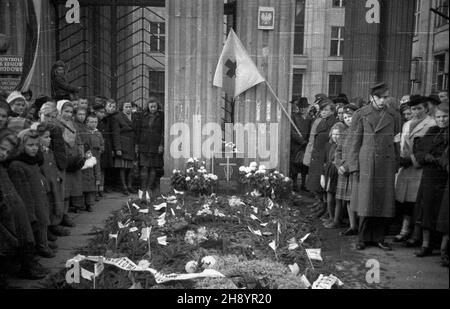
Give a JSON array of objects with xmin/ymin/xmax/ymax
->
[
  {"xmin": 434, "ymin": 54, "xmax": 449, "ymax": 92},
  {"xmin": 332, "ymin": 0, "xmax": 345, "ymax": 7},
  {"xmin": 294, "ymin": 0, "xmax": 306, "ymax": 55},
  {"xmin": 149, "ymin": 70, "xmax": 165, "ymax": 105},
  {"xmin": 292, "ymin": 69, "xmax": 303, "ymax": 98},
  {"xmin": 414, "ymin": 0, "xmax": 421, "ymax": 36},
  {"xmin": 330, "ymin": 27, "xmax": 344, "ymax": 56},
  {"xmin": 435, "ymin": 0, "xmax": 449, "ymax": 28},
  {"xmin": 150, "ymin": 22, "xmax": 165, "ymax": 53},
  {"xmin": 329, "ymin": 75, "xmax": 342, "ymax": 97}
]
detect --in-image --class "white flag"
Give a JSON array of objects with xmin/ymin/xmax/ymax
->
[{"xmin": 213, "ymin": 29, "xmax": 265, "ymax": 98}]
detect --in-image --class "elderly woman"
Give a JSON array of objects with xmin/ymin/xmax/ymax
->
[
  {"xmin": 412, "ymin": 102, "xmax": 449, "ymax": 258},
  {"xmin": 394, "ymin": 96, "xmax": 436, "ymax": 243}
]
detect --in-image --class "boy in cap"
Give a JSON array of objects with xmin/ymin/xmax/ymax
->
[{"xmin": 51, "ymin": 60, "xmax": 81, "ymax": 101}]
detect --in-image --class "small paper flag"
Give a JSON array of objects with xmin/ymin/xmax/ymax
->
[
  {"xmin": 118, "ymin": 221, "xmax": 130, "ymax": 229},
  {"xmin": 132, "ymin": 203, "xmax": 140, "ymax": 209},
  {"xmin": 277, "ymin": 222, "xmax": 281, "ymax": 234},
  {"xmin": 267, "ymin": 199, "xmax": 274, "ymax": 210},
  {"xmin": 94, "ymin": 261, "xmax": 104, "ymax": 276},
  {"xmin": 81, "ymin": 267, "xmax": 94, "ymax": 281},
  {"xmin": 288, "ymin": 243, "xmax": 299, "ymax": 251},
  {"xmin": 129, "ymin": 227, "xmax": 139, "ymax": 233},
  {"xmin": 260, "ymin": 222, "xmax": 269, "ymax": 227},
  {"xmin": 306, "ymin": 248, "xmax": 322, "ymax": 261},
  {"xmin": 146, "ymin": 191, "xmax": 151, "ymax": 201},
  {"xmin": 269, "ymin": 240, "xmax": 277, "ymax": 251},
  {"xmin": 288, "ymin": 263, "xmax": 300, "ymax": 276},
  {"xmin": 248, "ymin": 226, "xmax": 262, "ymax": 236},
  {"xmin": 300, "ymin": 275, "xmax": 312, "ymax": 288},
  {"xmin": 249, "ymin": 214, "xmax": 260, "ymax": 221},
  {"xmin": 138, "ymin": 190, "xmax": 143, "ymax": 199},
  {"xmin": 171, "ymin": 208, "xmax": 176, "ymax": 216},
  {"xmin": 109, "ymin": 233, "xmax": 118, "ymax": 239},
  {"xmin": 157, "ymin": 236, "xmax": 168, "ymax": 246},
  {"xmin": 140, "ymin": 227, "xmax": 151, "ymax": 241},
  {"xmin": 139, "ymin": 208, "xmax": 149, "ymax": 214},
  {"xmin": 174, "ymin": 189, "xmax": 184, "ymax": 195},
  {"xmin": 154, "ymin": 202, "xmax": 167, "ymax": 210},
  {"xmin": 251, "ymin": 206, "xmax": 258, "ymax": 214}
]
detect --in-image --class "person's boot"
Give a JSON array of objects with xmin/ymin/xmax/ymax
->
[
  {"xmin": 18, "ymin": 246, "xmax": 48, "ymax": 280},
  {"xmin": 49, "ymin": 225, "xmax": 71, "ymax": 237},
  {"xmin": 61, "ymin": 214, "xmax": 76, "ymax": 228},
  {"xmin": 37, "ymin": 245, "xmax": 55, "ymax": 258},
  {"xmin": 394, "ymin": 216, "xmax": 411, "ymax": 242},
  {"xmin": 47, "ymin": 229, "xmax": 57, "ymax": 242}
]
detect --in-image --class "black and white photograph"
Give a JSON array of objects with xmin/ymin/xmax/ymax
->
[{"xmin": 0, "ymin": 0, "xmax": 448, "ymax": 293}]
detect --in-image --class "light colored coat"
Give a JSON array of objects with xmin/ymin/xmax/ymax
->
[{"xmin": 395, "ymin": 116, "xmax": 436, "ymax": 203}]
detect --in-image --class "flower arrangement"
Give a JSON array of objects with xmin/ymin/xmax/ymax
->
[
  {"xmin": 171, "ymin": 158, "xmax": 218, "ymax": 196},
  {"xmin": 239, "ymin": 162, "xmax": 292, "ymax": 199}
]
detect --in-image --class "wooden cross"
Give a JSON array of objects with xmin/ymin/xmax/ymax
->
[{"xmin": 219, "ymin": 157, "xmax": 237, "ymax": 181}]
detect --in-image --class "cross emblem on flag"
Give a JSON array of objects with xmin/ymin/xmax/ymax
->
[{"xmin": 213, "ymin": 29, "xmax": 265, "ymax": 98}]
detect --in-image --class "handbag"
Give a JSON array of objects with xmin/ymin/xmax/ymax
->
[{"xmin": 293, "ymin": 149, "xmax": 305, "ymax": 165}]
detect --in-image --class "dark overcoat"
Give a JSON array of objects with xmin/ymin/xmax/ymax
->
[
  {"xmin": 112, "ymin": 112, "xmax": 136, "ymax": 161},
  {"xmin": 98, "ymin": 112, "xmax": 117, "ymax": 169},
  {"xmin": 290, "ymin": 113, "xmax": 312, "ymax": 164},
  {"xmin": 413, "ymin": 126, "xmax": 448, "ymax": 230},
  {"xmin": 135, "ymin": 111, "xmax": 164, "ymax": 154},
  {"xmin": 7, "ymin": 153, "xmax": 50, "ymax": 226},
  {"xmin": 306, "ymin": 116, "xmax": 337, "ymax": 193},
  {"xmin": 40, "ymin": 148, "xmax": 65, "ymax": 226},
  {"xmin": 348, "ymin": 104, "xmax": 401, "ymax": 218},
  {"xmin": 0, "ymin": 165, "xmax": 35, "ymax": 256}
]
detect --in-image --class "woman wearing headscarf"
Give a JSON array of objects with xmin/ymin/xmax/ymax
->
[{"xmin": 56, "ymin": 100, "xmax": 85, "ymax": 215}]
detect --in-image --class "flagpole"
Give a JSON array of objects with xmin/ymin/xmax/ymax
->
[{"xmin": 264, "ymin": 81, "xmax": 304, "ymax": 140}]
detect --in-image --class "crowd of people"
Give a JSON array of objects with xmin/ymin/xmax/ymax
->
[
  {"xmin": 0, "ymin": 61, "xmax": 165, "ymax": 282},
  {"xmin": 289, "ymin": 84, "xmax": 449, "ymax": 268}
]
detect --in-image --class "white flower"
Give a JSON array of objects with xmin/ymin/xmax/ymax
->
[
  {"xmin": 187, "ymin": 158, "xmax": 194, "ymax": 163},
  {"xmin": 172, "ymin": 169, "xmax": 177, "ymax": 174},
  {"xmin": 258, "ymin": 165, "xmax": 266, "ymax": 171},
  {"xmin": 194, "ymin": 175, "xmax": 199, "ymax": 180},
  {"xmin": 185, "ymin": 261, "xmax": 198, "ymax": 273},
  {"xmin": 284, "ymin": 177, "xmax": 290, "ymax": 182},
  {"xmin": 193, "ymin": 157, "xmax": 198, "ymax": 161},
  {"xmin": 264, "ymin": 177, "xmax": 269, "ymax": 181},
  {"xmin": 246, "ymin": 173, "xmax": 252, "ymax": 178},
  {"xmin": 249, "ymin": 162, "xmax": 258, "ymax": 171},
  {"xmin": 201, "ymin": 256, "xmax": 217, "ymax": 268},
  {"xmin": 210, "ymin": 174, "xmax": 218, "ymax": 181},
  {"xmin": 274, "ymin": 171, "xmax": 279, "ymax": 174},
  {"xmin": 200, "ymin": 166, "xmax": 205, "ymax": 170},
  {"xmin": 185, "ymin": 176, "xmax": 191, "ymax": 181},
  {"xmin": 187, "ymin": 167, "xmax": 194, "ymax": 173},
  {"xmin": 239, "ymin": 166, "xmax": 248, "ymax": 173}
]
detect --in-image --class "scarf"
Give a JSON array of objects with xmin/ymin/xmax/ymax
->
[
  {"xmin": 58, "ymin": 117, "xmax": 77, "ymax": 148},
  {"xmin": 13, "ymin": 151, "xmax": 44, "ymax": 166}
]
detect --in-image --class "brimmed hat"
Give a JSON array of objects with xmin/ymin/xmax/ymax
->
[
  {"xmin": 343, "ymin": 103, "xmax": 359, "ymax": 114},
  {"xmin": 408, "ymin": 95, "xmax": 428, "ymax": 107},
  {"xmin": 428, "ymin": 95, "xmax": 441, "ymax": 106},
  {"xmin": 292, "ymin": 97, "xmax": 309, "ymax": 108},
  {"xmin": 92, "ymin": 103, "xmax": 106, "ymax": 111},
  {"xmin": 6, "ymin": 91, "xmax": 26, "ymax": 105},
  {"xmin": 370, "ymin": 83, "xmax": 389, "ymax": 97},
  {"xmin": 314, "ymin": 93, "xmax": 328, "ymax": 104}
]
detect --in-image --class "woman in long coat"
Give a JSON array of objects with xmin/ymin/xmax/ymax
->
[
  {"xmin": 412, "ymin": 103, "xmax": 448, "ymax": 258},
  {"xmin": 437, "ymin": 147, "xmax": 449, "ymax": 266},
  {"xmin": 112, "ymin": 102, "xmax": 136, "ymax": 195},
  {"xmin": 56, "ymin": 101, "xmax": 84, "ymax": 214},
  {"xmin": 306, "ymin": 100, "xmax": 337, "ymax": 215},
  {"xmin": 348, "ymin": 83, "xmax": 401, "ymax": 250},
  {"xmin": 135, "ymin": 97, "xmax": 164, "ymax": 201},
  {"xmin": 394, "ymin": 96, "xmax": 436, "ymax": 242},
  {"xmin": 99, "ymin": 99, "xmax": 117, "ymax": 191}
]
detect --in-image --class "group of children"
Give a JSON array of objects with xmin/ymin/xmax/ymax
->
[
  {"xmin": 290, "ymin": 90, "xmax": 449, "ymax": 267},
  {"xmin": 0, "ymin": 78, "xmax": 165, "ymax": 282}
]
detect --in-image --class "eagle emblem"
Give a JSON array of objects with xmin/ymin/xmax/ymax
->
[{"xmin": 260, "ymin": 12, "xmax": 273, "ymax": 25}]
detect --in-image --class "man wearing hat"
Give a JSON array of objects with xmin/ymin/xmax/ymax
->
[
  {"xmin": 348, "ymin": 83, "xmax": 401, "ymax": 251},
  {"xmin": 290, "ymin": 97, "xmax": 312, "ymax": 192}
]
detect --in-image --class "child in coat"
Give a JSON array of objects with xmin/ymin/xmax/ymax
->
[
  {"xmin": 86, "ymin": 114, "xmax": 104, "ymax": 201},
  {"xmin": 321, "ymin": 123, "xmax": 345, "ymax": 226},
  {"xmin": 36, "ymin": 123, "xmax": 70, "ymax": 238},
  {"xmin": 8, "ymin": 129, "xmax": 54, "ymax": 258},
  {"xmin": 81, "ymin": 144, "xmax": 98, "ymax": 212}
]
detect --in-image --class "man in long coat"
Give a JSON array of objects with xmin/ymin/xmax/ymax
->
[{"xmin": 348, "ymin": 83, "xmax": 401, "ymax": 251}]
